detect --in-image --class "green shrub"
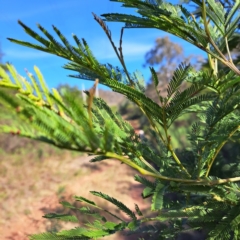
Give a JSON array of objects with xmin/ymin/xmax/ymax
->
[{"xmin": 1, "ymin": 0, "xmax": 240, "ymax": 239}]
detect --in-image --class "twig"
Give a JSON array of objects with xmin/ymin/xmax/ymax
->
[
  {"xmin": 87, "ymin": 78, "xmax": 99, "ymax": 127},
  {"xmin": 202, "ymin": 0, "xmax": 240, "ymax": 76},
  {"xmin": 118, "ymin": 27, "xmax": 134, "ymax": 86},
  {"xmin": 225, "ymin": 36, "xmax": 233, "ymax": 63},
  {"xmin": 92, "ymin": 13, "xmax": 134, "ymax": 86},
  {"xmin": 205, "ymin": 125, "xmax": 240, "ymax": 177},
  {"xmin": 104, "ymin": 152, "xmax": 240, "ymax": 186}
]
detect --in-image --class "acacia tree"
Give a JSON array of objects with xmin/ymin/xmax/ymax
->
[
  {"xmin": 144, "ymin": 36, "xmax": 204, "ymax": 102},
  {"xmin": 1, "ymin": 0, "xmax": 240, "ymax": 239}
]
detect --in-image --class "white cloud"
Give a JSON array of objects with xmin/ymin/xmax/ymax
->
[
  {"xmin": 91, "ymin": 39, "xmax": 152, "ymax": 61},
  {"xmin": 4, "ymin": 39, "xmax": 152, "ymax": 61},
  {"xmin": 123, "ymin": 42, "xmax": 152, "ymax": 57},
  {"xmin": 0, "ymin": 0, "xmax": 82, "ymax": 21},
  {"xmin": 4, "ymin": 49, "xmax": 51, "ymax": 60}
]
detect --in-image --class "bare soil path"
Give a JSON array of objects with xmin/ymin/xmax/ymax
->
[{"xmin": 0, "ymin": 154, "xmax": 151, "ymax": 240}]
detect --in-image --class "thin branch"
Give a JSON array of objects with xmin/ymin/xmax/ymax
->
[
  {"xmin": 139, "ymin": 155, "xmax": 159, "ymax": 175},
  {"xmin": 201, "ymin": 0, "xmax": 240, "ymax": 76},
  {"xmin": 138, "ymin": 105, "xmax": 165, "ymax": 143},
  {"xmin": 202, "ymin": 0, "xmax": 226, "ymax": 60},
  {"xmin": 87, "ymin": 78, "xmax": 99, "ymax": 127},
  {"xmin": 118, "ymin": 27, "xmax": 133, "ymax": 86},
  {"xmin": 225, "ymin": 36, "xmax": 233, "ymax": 63},
  {"xmin": 208, "ymin": 37, "xmax": 228, "ymax": 61},
  {"xmin": 104, "ymin": 152, "xmax": 240, "ymax": 186},
  {"xmin": 205, "ymin": 47, "xmax": 240, "ymax": 75},
  {"xmin": 162, "ymin": 102, "xmax": 191, "ymax": 178},
  {"xmin": 168, "ymin": 142, "xmax": 191, "ymax": 178},
  {"xmin": 205, "ymin": 125, "xmax": 240, "ymax": 177},
  {"xmin": 92, "ymin": 13, "xmax": 134, "ymax": 86}
]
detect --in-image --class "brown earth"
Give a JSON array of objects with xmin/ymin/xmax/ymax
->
[{"xmin": 0, "ymin": 153, "xmax": 152, "ymax": 240}]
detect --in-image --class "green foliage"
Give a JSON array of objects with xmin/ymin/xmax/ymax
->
[{"xmin": 1, "ymin": 0, "xmax": 240, "ymax": 239}]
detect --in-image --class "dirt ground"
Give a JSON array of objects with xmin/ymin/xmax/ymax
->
[{"xmin": 0, "ymin": 154, "xmax": 152, "ymax": 240}]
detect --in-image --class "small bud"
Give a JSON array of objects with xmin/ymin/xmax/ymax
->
[{"xmin": 16, "ymin": 106, "xmax": 21, "ymax": 113}]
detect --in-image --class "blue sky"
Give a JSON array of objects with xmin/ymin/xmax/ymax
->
[{"xmin": 0, "ymin": 0, "xmax": 206, "ymax": 90}]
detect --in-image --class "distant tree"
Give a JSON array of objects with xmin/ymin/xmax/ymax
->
[{"xmin": 144, "ymin": 36, "xmax": 204, "ymax": 102}]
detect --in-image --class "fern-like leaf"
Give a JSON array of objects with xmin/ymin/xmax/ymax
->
[{"xmin": 90, "ymin": 191, "xmax": 137, "ymax": 221}]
